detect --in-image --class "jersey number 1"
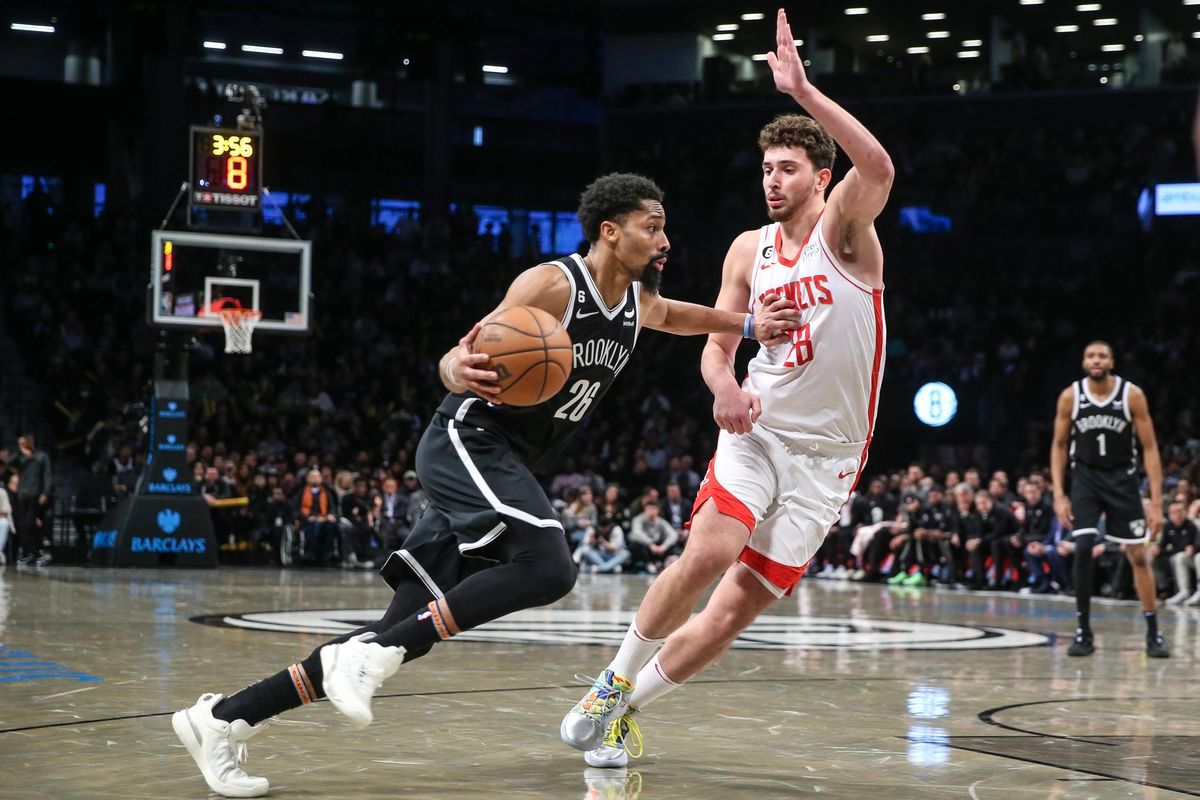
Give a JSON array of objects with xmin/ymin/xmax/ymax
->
[{"xmin": 784, "ymin": 323, "xmax": 813, "ymax": 368}]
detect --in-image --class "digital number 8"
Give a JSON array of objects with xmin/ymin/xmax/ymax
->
[{"xmin": 227, "ymin": 156, "xmax": 248, "ymax": 190}]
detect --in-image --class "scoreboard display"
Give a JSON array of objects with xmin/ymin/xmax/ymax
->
[{"xmin": 190, "ymin": 126, "xmax": 262, "ymax": 211}]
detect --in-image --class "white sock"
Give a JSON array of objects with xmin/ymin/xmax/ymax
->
[
  {"xmin": 628, "ymin": 654, "xmax": 681, "ymax": 710},
  {"xmin": 606, "ymin": 621, "xmax": 666, "ymax": 680}
]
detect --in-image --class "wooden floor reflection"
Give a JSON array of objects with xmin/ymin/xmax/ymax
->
[{"xmin": 1, "ymin": 566, "xmax": 1197, "ymax": 799}]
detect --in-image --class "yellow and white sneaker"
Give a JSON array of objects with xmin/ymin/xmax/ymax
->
[
  {"xmin": 585, "ymin": 713, "xmax": 642, "ymax": 769},
  {"xmin": 561, "ymin": 669, "xmax": 634, "ymax": 751}
]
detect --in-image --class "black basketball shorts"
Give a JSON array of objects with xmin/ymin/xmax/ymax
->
[
  {"xmin": 379, "ymin": 409, "xmax": 563, "ymax": 596},
  {"xmin": 1069, "ymin": 462, "xmax": 1147, "ymax": 543}
]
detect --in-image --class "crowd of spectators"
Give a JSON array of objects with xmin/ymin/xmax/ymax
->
[
  {"xmin": 2, "ymin": 84, "xmax": 1198, "ymax": 600},
  {"xmin": 800, "ymin": 461, "xmax": 1200, "ymax": 603}
]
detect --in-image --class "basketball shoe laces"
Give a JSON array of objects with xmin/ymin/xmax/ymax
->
[
  {"xmin": 574, "ymin": 670, "xmax": 634, "ymax": 723},
  {"xmin": 213, "ymin": 727, "xmax": 255, "ymax": 782},
  {"xmin": 602, "ymin": 714, "xmax": 643, "ymax": 759}
]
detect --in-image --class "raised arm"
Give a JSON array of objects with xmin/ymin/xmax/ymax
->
[
  {"xmin": 1050, "ymin": 387, "xmax": 1075, "ymax": 529},
  {"xmin": 767, "ymin": 8, "xmax": 893, "ymax": 279},
  {"xmin": 1129, "ymin": 384, "xmax": 1164, "ymax": 536},
  {"xmin": 638, "ymin": 286, "xmax": 795, "ymax": 342},
  {"xmin": 438, "ymin": 264, "xmax": 570, "ymax": 402}
]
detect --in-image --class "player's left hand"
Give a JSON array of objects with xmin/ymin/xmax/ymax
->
[
  {"xmin": 1146, "ymin": 503, "xmax": 1164, "ymax": 537},
  {"xmin": 752, "ymin": 292, "xmax": 800, "ymax": 345},
  {"xmin": 766, "ymin": 9, "xmax": 812, "ymax": 100}
]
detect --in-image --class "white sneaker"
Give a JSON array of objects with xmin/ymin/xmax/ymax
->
[
  {"xmin": 561, "ymin": 669, "xmax": 634, "ymax": 751},
  {"xmin": 320, "ymin": 633, "xmax": 405, "ymax": 729},
  {"xmin": 1167, "ymin": 590, "xmax": 1191, "ymax": 605},
  {"xmin": 1186, "ymin": 589, "xmax": 1200, "ymax": 607},
  {"xmin": 584, "ymin": 713, "xmax": 642, "ymax": 769},
  {"xmin": 172, "ymin": 693, "xmax": 269, "ymax": 798}
]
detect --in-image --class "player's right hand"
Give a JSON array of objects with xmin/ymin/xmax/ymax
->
[
  {"xmin": 452, "ymin": 323, "xmax": 504, "ymax": 403},
  {"xmin": 1053, "ymin": 494, "xmax": 1073, "ymax": 530},
  {"xmin": 713, "ymin": 385, "xmax": 761, "ymax": 435}
]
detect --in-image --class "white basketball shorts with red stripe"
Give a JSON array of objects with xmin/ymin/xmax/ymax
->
[{"xmin": 690, "ymin": 427, "xmax": 865, "ymax": 598}]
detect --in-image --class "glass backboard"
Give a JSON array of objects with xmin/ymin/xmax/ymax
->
[{"xmin": 149, "ymin": 230, "xmax": 311, "ymax": 333}]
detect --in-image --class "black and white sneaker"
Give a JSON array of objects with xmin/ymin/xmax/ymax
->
[
  {"xmin": 1146, "ymin": 633, "xmax": 1170, "ymax": 659},
  {"xmin": 1067, "ymin": 631, "xmax": 1094, "ymax": 657}
]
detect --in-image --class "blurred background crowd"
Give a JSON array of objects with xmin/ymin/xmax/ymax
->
[{"xmin": 1, "ymin": 0, "xmax": 1198, "ymax": 597}]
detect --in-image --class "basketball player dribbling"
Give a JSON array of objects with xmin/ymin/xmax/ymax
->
[
  {"xmin": 171, "ymin": 173, "xmax": 802, "ymax": 797},
  {"xmin": 562, "ymin": 9, "xmax": 894, "ymax": 767},
  {"xmin": 1050, "ymin": 341, "xmax": 1169, "ymax": 658}
]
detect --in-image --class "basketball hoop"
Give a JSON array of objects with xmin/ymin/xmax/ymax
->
[{"xmin": 218, "ymin": 308, "xmax": 262, "ymax": 354}]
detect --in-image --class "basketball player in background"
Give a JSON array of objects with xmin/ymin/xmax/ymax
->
[
  {"xmin": 1051, "ymin": 341, "xmax": 1169, "ymax": 658},
  {"xmin": 562, "ymin": 9, "xmax": 893, "ymax": 766},
  {"xmin": 172, "ymin": 172, "xmax": 801, "ymax": 797}
]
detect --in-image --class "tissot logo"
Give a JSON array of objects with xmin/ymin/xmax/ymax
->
[{"xmin": 193, "ymin": 609, "xmax": 1048, "ymax": 651}]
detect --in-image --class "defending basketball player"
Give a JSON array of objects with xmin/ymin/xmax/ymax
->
[
  {"xmin": 562, "ymin": 9, "xmax": 893, "ymax": 766},
  {"xmin": 171, "ymin": 172, "xmax": 801, "ymax": 797},
  {"xmin": 1050, "ymin": 341, "xmax": 1169, "ymax": 658}
]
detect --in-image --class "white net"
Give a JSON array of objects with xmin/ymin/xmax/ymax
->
[{"xmin": 218, "ymin": 309, "xmax": 263, "ymax": 354}]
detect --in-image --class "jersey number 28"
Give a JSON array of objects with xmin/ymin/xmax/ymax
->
[{"xmin": 784, "ymin": 323, "xmax": 814, "ymax": 368}]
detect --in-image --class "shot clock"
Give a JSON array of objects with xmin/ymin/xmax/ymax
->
[{"xmin": 189, "ymin": 126, "xmax": 262, "ymax": 211}]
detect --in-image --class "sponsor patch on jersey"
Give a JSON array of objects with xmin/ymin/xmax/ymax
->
[{"xmin": 761, "ymin": 245, "xmax": 775, "ymax": 261}]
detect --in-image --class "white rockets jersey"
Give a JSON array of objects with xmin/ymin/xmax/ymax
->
[{"xmin": 744, "ymin": 215, "xmax": 886, "ymax": 446}]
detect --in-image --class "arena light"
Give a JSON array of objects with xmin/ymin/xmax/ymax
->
[
  {"xmin": 1156, "ymin": 182, "xmax": 1200, "ymax": 215},
  {"xmin": 927, "ymin": 30, "xmax": 950, "ymax": 38},
  {"xmin": 1076, "ymin": 2, "xmax": 1101, "ymax": 9},
  {"xmin": 242, "ymin": 44, "xmax": 283, "ymax": 55},
  {"xmin": 914, "ymin": 382, "xmax": 958, "ymax": 427},
  {"xmin": 712, "ymin": 33, "xmax": 735, "ymax": 41},
  {"xmin": 793, "ymin": 38, "xmax": 805, "ymax": 45},
  {"xmin": 1135, "ymin": 34, "xmax": 1144, "ymax": 41},
  {"xmin": 866, "ymin": 34, "xmax": 890, "ymax": 42},
  {"xmin": 10, "ymin": 22, "xmax": 55, "ymax": 32},
  {"xmin": 481, "ymin": 64, "xmax": 509, "ymax": 73},
  {"xmin": 1019, "ymin": 0, "xmax": 1044, "ymax": 5},
  {"xmin": 957, "ymin": 49, "xmax": 980, "ymax": 58},
  {"xmin": 716, "ymin": 23, "xmax": 740, "ymax": 31},
  {"xmin": 907, "ymin": 45, "xmax": 930, "ymax": 53},
  {"xmin": 1195, "ymin": 30, "xmax": 1200, "ymax": 37},
  {"xmin": 741, "ymin": 12, "xmax": 766, "ymax": 20},
  {"xmin": 203, "ymin": 40, "xmax": 226, "ymax": 50},
  {"xmin": 921, "ymin": 12, "xmax": 946, "ymax": 20},
  {"xmin": 844, "ymin": 7, "xmax": 869, "ymax": 15},
  {"xmin": 962, "ymin": 38, "xmax": 983, "ymax": 46},
  {"xmin": 302, "ymin": 49, "xmax": 343, "ymax": 60},
  {"xmin": 1186, "ymin": 0, "xmax": 1200, "ymax": 5},
  {"xmin": 1055, "ymin": 24, "xmax": 1080, "ymax": 32},
  {"xmin": 1100, "ymin": 43, "xmax": 1124, "ymax": 51},
  {"xmin": 1093, "ymin": 17, "xmax": 1118, "ymax": 25},
  {"xmin": 752, "ymin": 52, "xmax": 770, "ymax": 61}
]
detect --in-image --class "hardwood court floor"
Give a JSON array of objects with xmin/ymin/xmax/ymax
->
[{"xmin": 0, "ymin": 566, "xmax": 1197, "ymax": 799}]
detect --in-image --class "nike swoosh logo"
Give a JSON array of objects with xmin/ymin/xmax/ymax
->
[
  {"xmin": 838, "ymin": 469, "xmax": 855, "ymax": 479},
  {"xmin": 576, "ymin": 310, "xmax": 598, "ymax": 319},
  {"xmin": 760, "ymin": 263, "xmax": 773, "ymax": 270}
]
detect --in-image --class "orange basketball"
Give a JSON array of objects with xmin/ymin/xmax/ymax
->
[{"xmin": 475, "ymin": 306, "xmax": 573, "ymax": 406}]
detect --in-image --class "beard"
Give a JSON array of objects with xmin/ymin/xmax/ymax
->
[
  {"xmin": 766, "ymin": 200, "xmax": 798, "ymax": 222},
  {"xmin": 637, "ymin": 252, "xmax": 666, "ymax": 294}
]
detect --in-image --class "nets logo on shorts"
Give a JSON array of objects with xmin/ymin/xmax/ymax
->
[{"xmin": 193, "ymin": 608, "xmax": 1048, "ymax": 651}]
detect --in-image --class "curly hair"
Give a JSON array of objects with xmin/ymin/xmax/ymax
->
[
  {"xmin": 757, "ymin": 114, "xmax": 836, "ymax": 172},
  {"xmin": 576, "ymin": 173, "xmax": 664, "ymax": 243}
]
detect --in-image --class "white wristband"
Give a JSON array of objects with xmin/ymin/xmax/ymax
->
[{"xmin": 443, "ymin": 357, "xmax": 461, "ymax": 389}]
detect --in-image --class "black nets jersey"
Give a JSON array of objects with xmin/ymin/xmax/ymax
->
[
  {"xmin": 1069, "ymin": 376, "xmax": 1137, "ymax": 472},
  {"xmin": 436, "ymin": 253, "xmax": 642, "ymax": 474}
]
